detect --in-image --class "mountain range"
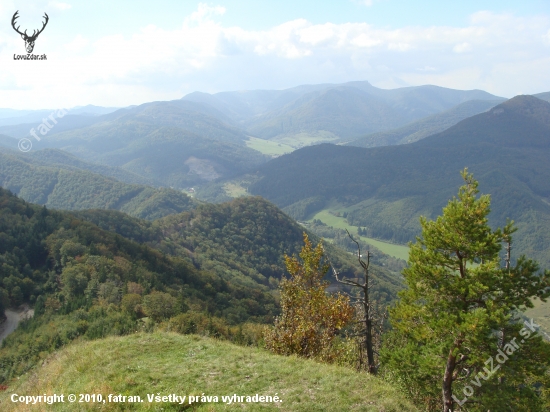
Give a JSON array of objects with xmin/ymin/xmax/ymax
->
[
  {"xmin": 0, "ymin": 82, "xmax": 509, "ymax": 197},
  {"xmin": 1, "ymin": 81, "xmax": 550, "ymax": 410},
  {"xmin": 2, "ymin": 83, "xmax": 549, "ymax": 269},
  {"xmin": 183, "ymin": 81, "xmax": 502, "ymax": 144},
  {"xmin": 0, "ymin": 101, "xmax": 266, "ymax": 189},
  {"xmin": 0, "ymin": 105, "xmax": 120, "ymax": 127},
  {"xmin": 220, "ymin": 95, "xmax": 550, "ymax": 268}
]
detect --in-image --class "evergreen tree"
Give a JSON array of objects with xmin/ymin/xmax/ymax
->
[{"xmin": 382, "ymin": 169, "xmax": 550, "ymax": 411}]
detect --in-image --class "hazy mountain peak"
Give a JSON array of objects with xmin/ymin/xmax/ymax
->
[
  {"xmin": 495, "ymin": 95, "xmax": 550, "ymax": 128},
  {"xmin": 411, "ymin": 94, "xmax": 550, "ymax": 150}
]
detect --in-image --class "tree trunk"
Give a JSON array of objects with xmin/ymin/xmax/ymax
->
[
  {"xmin": 442, "ymin": 349, "xmax": 456, "ymax": 412},
  {"xmin": 365, "ymin": 309, "xmax": 376, "ymax": 374}
]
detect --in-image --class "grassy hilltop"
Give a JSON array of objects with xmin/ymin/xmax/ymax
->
[{"xmin": 0, "ymin": 332, "xmax": 418, "ymax": 412}]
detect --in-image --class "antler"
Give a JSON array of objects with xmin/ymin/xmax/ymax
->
[
  {"xmin": 11, "ymin": 11, "xmax": 49, "ymax": 40},
  {"xmin": 29, "ymin": 13, "xmax": 49, "ymax": 40},
  {"xmin": 32, "ymin": 12, "xmax": 50, "ymax": 38},
  {"xmin": 11, "ymin": 11, "xmax": 26, "ymax": 37}
]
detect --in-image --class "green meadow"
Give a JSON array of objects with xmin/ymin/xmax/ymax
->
[
  {"xmin": 309, "ymin": 209, "xmax": 410, "ymax": 261},
  {"xmin": 245, "ymin": 137, "xmax": 294, "ymax": 156},
  {"xmin": 271, "ymin": 131, "xmax": 340, "ymax": 149},
  {"xmin": 0, "ymin": 332, "xmax": 418, "ymax": 411}
]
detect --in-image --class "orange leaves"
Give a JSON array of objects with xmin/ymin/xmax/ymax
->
[{"xmin": 264, "ymin": 233, "xmax": 354, "ymax": 362}]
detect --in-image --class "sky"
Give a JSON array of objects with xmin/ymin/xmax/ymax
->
[{"xmin": 1, "ymin": 0, "xmax": 550, "ymax": 109}]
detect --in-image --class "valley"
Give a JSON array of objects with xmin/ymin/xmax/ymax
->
[
  {"xmin": 244, "ymin": 136, "xmax": 294, "ymax": 156},
  {"xmin": 1, "ymin": 80, "xmax": 549, "ymax": 411},
  {"xmin": 240, "ymin": 96, "xmax": 550, "ymax": 269},
  {"xmin": 306, "ymin": 208, "xmax": 410, "ymax": 261}
]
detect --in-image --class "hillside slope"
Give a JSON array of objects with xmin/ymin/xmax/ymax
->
[
  {"xmin": 42, "ymin": 124, "xmax": 265, "ymax": 189},
  {"xmin": 245, "ymin": 86, "xmax": 412, "ymax": 140},
  {"xmin": 0, "ymin": 150, "xmax": 196, "ymax": 220},
  {"xmin": 346, "ymin": 98, "xmax": 504, "ymax": 147},
  {"xmin": 245, "ymin": 95, "xmax": 550, "ymax": 268},
  {"xmin": 0, "ymin": 99, "xmax": 267, "ymax": 189},
  {"xmin": 0, "ymin": 187, "xmax": 277, "ymax": 322},
  {"xmin": 0, "ymin": 332, "xmax": 418, "ymax": 412},
  {"xmin": 1, "ymin": 148, "xmax": 155, "ymax": 186},
  {"xmin": 0, "ymin": 186, "xmax": 405, "ymax": 389},
  {"xmin": 0, "ymin": 187, "xmax": 289, "ymax": 382},
  {"xmin": 75, "ymin": 196, "xmax": 404, "ymax": 304}
]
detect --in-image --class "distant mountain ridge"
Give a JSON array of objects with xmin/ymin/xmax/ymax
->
[
  {"xmin": 534, "ymin": 91, "xmax": 550, "ymax": 103},
  {"xmin": 0, "ymin": 100, "xmax": 268, "ymax": 189},
  {"xmin": 183, "ymin": 81, "xmax": 503, "ymax": 142},
  {"xmin": 1, "ymin": 82, "xmax": 508, "ymax": 161},
  {"xmin": 346, "ymin": 99, "xmax": 505, "ymax": 148},
  {"xmin": 0, "ymin": 105, "xmax": 120, "ymax": 127},
  {"xmin": 0, "ymin": 148, "xmax": 197, "ymax": 220}
]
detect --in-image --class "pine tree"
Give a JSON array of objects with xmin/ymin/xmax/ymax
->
[
  {"xmin": 382, "ymin": 169, "xmax": 550, "ymax": 411},
  {"xmin": 264, "ymin": 233, "xmax": 354, "ymax": 362}
]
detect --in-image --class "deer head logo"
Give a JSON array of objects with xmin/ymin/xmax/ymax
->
[{"xmin": 11, "ymin": 11, "xmax": 49, "ymax": 54}]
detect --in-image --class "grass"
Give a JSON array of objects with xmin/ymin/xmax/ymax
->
[
  {"xmin": 271, "ymin": 131, "xmax": 339, "ymax": 149},
  {"xmin": 309, "ymin": 209, "xmax": 410, "ymax": 261},
  {"xmin": 0, "ymin": 332, "xmax": 418, "ymax": 411},
  {"xmin": 524, "ymin": 298, "xmax": 550, "ymax": 337},
  {"xmin": 223, "ymin": 182, "xmax": 250, "ymax": 198},
  {"xmin": 246, "ymin": 133, "xmax": 339, "ymax": 156},
  {"xmin": 245, "ymin": 137, "xmax": 294, "ymax": 156}
]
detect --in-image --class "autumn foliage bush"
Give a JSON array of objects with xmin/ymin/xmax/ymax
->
[{"xmin": 264, "ymin": 233, "xmax": 354, "ymax": 362}]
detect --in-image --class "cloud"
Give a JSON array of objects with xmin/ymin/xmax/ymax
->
[
  {"xmin": 453, "ymin": 42, "xmax": 472, "ymax": 53},
  {"xmin": 186, "ymin": 3, "xmax": 226, "ymax": 24},
  {"xmin": 2, "ymin": 6, "xmax": 550, "ymax": 108},
  {"xmin": 417, "ymin": 66, "xmax": 437, "ymax": 72},
  {"xmin": 48, "ymin": 1, "xmax": 72, "ymax": 10},
  {"xmin": 353, "ymin": 0, "xmax": 378, "ymax": 6},
  {"xmin": 64, "ymin": 34, "xmax": 89, "ymax": 52}
]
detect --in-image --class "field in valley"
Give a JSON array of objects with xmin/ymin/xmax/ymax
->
[{"xmin": 309, "ymin": 208, "xmax": 410, "ymax": 261}]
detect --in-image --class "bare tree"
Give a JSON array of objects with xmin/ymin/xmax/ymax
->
[{"xmin": 325, "ymin": 229, "xmax": 386, "ymax": 374}]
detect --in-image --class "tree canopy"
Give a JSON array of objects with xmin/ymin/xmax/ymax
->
[{"xmin": 382, "ymin": 169, "xmax": 550, "ymax": 411}]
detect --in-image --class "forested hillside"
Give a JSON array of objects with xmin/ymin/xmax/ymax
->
[
  {"xmin": 0, "ymin": 100, "xmax": 242, "ymax": 143},
  {"xmin": 0, "ymin": 188, "xmax": 404, "ymax": 382},
  {"xmin": 346, "ymin": 98, "xmax": 504, "ymax": 147},
  {"xmin": 75, "ymin": 196, "xmax": 404, "ymax": 305},
  {"xmin": 0, "ymin": 150, "xmax": 196, "ymax": 220},
  {"xmin": 43, "ymin": 125, "xmax": 265, "ymax": 188},
  {"xmin": 244, "ymin": 95, "xmax": 550, "ymax": 267},
  {"xmin": 2, "ymin": 148, "xmax": 155, "ymax": 185},
  {"xmin": 0, "ymin": 100, "xmax": 267, "ymax": 189},
  {"xmin": 0, "ymin": 188, "xmax": 276, "ymax": 380},
  {"xmin": 245, "ymin": 86, "xmax": 412, "ymax": 140}
]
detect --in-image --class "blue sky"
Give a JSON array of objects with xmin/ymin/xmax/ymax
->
[{"xmin": 1, "ymin": 0, "xmax": 550, "ymax": 108}]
